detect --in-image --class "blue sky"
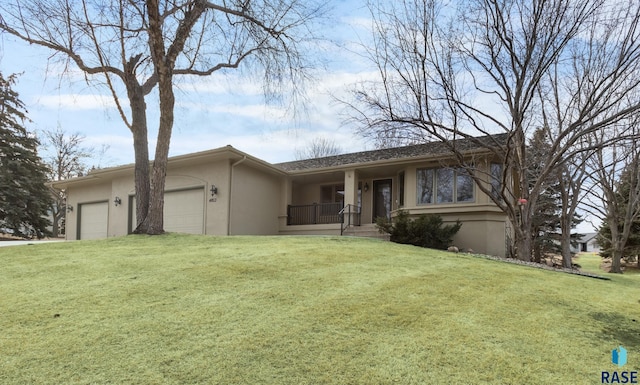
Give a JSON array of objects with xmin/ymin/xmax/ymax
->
[
  {"xmin": 0, "ymin": 0, "xmax": 375, "ymax": 167},
  {"xmin": 0, "ymin": 1, "xmax": 604, "ymax": 233}
]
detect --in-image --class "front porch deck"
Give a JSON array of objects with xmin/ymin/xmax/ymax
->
[
  {"xmin": 283, "ymin": 203, "xmax": 364, "ymax": 236},
  {"xmin": 286, "ymin": 203, "xmax": 361, "ymax": 227},
  {"xmin": 286, "ymin": 202, "xmax": 342, "ymax": 225}
]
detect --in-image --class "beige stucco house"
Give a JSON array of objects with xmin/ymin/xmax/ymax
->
[{"xmin": 52, "ymin": 136, "xmax": 509, "ymax": 257}]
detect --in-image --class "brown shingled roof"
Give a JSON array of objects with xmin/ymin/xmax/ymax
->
[{"xmin": 275, "ymin": 134, "xmax": 507, "ymax": 172}]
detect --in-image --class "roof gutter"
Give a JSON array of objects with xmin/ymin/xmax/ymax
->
[{"xmin": 227, "ymin": 156, "xmax": 247, "ymax": 235}]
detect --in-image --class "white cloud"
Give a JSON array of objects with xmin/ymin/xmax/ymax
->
[
  {"xmin": 35, "ymin": 94, "xmax": 117, "ymax": 110},
  {"xmin": 83, "ymin": 134, "xmax": 133, "ymax": 167},
  {"xmin": 164, "ymin": 125, "xmax": 368, "ymax": 164},
  {"xmin": 340, "ymin": 16, "xmax": 373, "ymax": 32},
  {"xmin": 178, "ymin": 73, "xmax": 264, "ymax": 96},
  {"xmin": 177, "ymin": 100, "xmax": 287, "ymax": 121}
]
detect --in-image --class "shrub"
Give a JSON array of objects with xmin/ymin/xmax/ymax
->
[{"xmin": 376, "ymin": 210, "xmax": 462, "ymax": 250}]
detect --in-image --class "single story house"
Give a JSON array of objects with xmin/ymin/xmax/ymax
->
[
  {"xmin": 52, "ymin": 135, "xmax": 510, "ymax": 257},
  {"xmin": 572, "ymin": 232, "xmax": 600, "ymax": 254}
]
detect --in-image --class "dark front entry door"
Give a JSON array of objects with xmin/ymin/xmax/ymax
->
[{"xmin": 373, "ymin": 179, "xmax": 392, "ymax": 222}]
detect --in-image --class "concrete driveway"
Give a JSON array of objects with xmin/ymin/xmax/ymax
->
[{"xmin": 0, "ymin": 239, "xmax": 66, "ymax": 247}]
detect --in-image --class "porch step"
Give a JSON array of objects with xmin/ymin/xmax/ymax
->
[{"xmin": 342, "ymin": 224, "xmax": 390, "ymax": 241}]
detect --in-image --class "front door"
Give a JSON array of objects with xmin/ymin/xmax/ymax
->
[{"xmin": 373, "ymin": 179, "xmax": 392, "ymax": 222}]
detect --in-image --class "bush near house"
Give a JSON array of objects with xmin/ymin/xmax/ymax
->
[{"xmin": 376, "ymin": 210, "xmax": 462, "ymax": 249}]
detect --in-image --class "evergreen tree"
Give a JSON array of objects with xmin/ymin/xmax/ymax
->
[
  {"xmin": 528, "ymin": 128, "xmax": 561, "ymax": 261},
  {"xmin": 528, "ymin": 128, "xmax": 582, "ymax": 262},
  {"xmin": 0, "ymin": 73, "xmax": 52, "ymax": 238}
]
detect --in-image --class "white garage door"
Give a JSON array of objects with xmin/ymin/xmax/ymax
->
[
  {"xmin": 79, "ymin": 201, "xmax": 108, "ymax": 240},
  {"xmin": 164, "ymin": 189, "xmax": 205, "ymax": 234},
  {"xmin": 130, "ymin": 188, "xmax": 204, "ymax": 234}
]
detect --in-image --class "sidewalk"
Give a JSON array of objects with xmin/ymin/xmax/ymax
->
[{"xmin": 0, "ymin": 239, "xmax": 66, "ymax": 247}]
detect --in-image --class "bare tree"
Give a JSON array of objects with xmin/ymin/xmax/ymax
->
[
  {"xmin": 40, "ymin": 128, "xmax": 91, "ymax": 237},
  {"xmin": 556, "ymin": 152, "xmax": 591, "ymax": 267},
  {"xmin": 0, "ymin": 0, "xmax": 323, "ymax": 234},
  {"xmin": 583, "ymin": 123, "xmax": 640, "ymax": 273},
  {"xmin": 345, "ymin": 0, "xmax": 640, "ymax": 261},
  {"xmin": 295, "ymin": 137, "xmax": 343, "ymax": 160},
  {"xmin": 536, "ymin": 1, "xmax": 640, "ymax": 267}
]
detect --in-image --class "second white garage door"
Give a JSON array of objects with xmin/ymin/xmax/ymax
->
[{"xmin": 131, "ymin": 188, "xmax": 205, "ymax": 234}]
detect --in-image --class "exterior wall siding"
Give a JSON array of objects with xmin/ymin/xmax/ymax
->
[
  {"xmin": 111, "ymin": 175, "xmax": 134, "ymax": 236},
  {"xmin": 229, "ymin": 163, "xmax": 281, "ymax": 235},
  {"xmin": 64, "ymin": 160, "xmax": 233, "ymax": 240},
  {"xmin": 163, "ymin": 162, "xmax": 231, "ymax": 236},
  {"xmin": 66, "ymin": 182, "xmax": 112, "ymax": 240},
  {"xmin": 441, "ymin": 212, "xmax": 506, "ymax": 257}
]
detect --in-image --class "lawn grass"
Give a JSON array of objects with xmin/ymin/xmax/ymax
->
[{"xmin": 1, "ymin": 234, "xmax": 638, "ymax": 384}]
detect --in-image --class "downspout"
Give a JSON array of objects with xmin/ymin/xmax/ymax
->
[{"xmin": 227, "ymin": 156, "xmax": 247, "ymax": 235}]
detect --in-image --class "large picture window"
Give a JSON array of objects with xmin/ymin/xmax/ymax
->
[
  {"xmin": 416, "ymin": 169, "xmax": 434, "ymax": 204},
  {"xmin": 436, "ymin": 168, "xmax": 454, "ymax": 203},
  {"xmin": 456, "ymin": 168, "xmax": 475, "ymax": 202},
  {"xmin": 417, "ymin": 167, "xmax": 475, "ymax": 205}
]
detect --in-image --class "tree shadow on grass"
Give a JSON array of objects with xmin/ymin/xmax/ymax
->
[{"xmin": 590, "ymin": 312, "xmax": 640, "ymax": 349}]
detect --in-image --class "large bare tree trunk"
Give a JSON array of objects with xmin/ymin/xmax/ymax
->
[
  {"xmin": 558, "ymin": 168, "xmax": 584, "ymax": 269},
  {"xmin": 560, "ymin": 214, "xmax": 573, "ymax": 268},
  {"xmin": 127, "ymin": 82, "xmax": 151, "ymax": 234},
  {"xmin": 514, "ymin": 216, "xmax": 533, "ymax": 262},
  {"xmin": 146, "ymin": 82, "xmax": 174, "ymax": 234},
  {"xmin": 144, "ymin": 0, "xmax": 181, "ymax": 234},
  {"xmin": 132, "ymin": 127, "xmax": 150, "ymax": 234}
]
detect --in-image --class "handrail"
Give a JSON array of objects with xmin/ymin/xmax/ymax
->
[{"xmin": 340, "ymin": 204, "xmax": 361, "ymax": 235}]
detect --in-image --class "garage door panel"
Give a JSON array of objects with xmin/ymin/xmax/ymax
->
[
  {"xmin": 130, "ymin": 188, "xmax": 204, "ymax": 234},
  {"xmin": 164, "ymin": 189, "xmax": 204, "ymax": 234},
  {"xmin": 79, "ymin": 202, "xmax": 108, "ymax": 240}
]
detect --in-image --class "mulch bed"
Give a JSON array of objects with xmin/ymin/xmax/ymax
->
[{"xmin": 469, "ymin": 253, "xmax": 611, "ymax": 280}]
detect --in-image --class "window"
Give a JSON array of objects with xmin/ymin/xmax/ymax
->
[
  {"xmin": 320, "ymin": 184, "xmax": 344, "ymax": 215},
  {"xmin": 320, "ymin": 184, "xmax": 344, "ymax": 204},
  {"xmin": 320, "ymin": 185, "xmax": 333, "ymax": 204},
  {"xmin": 490, "ymin": 163, "xmax": 503, "ymax": 200},
  {"xmin": 436, "ymin": 168, "xmax": 454, "ymax": 203},
  {"xmin": 456, "ymin": 168, "xmax": 475, "ymax": 202},
  {"xmin": 417, "ymin": 167, "xmax": 475, "ymax": 205},
  {"xmin": 416, "ymin": 169, "xmax": 434, "ymax": 204}
]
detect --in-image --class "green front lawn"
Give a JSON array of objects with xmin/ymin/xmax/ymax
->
[{"xmin": 1, "ymin": 234, "xmax": 638, "ymax": 384}]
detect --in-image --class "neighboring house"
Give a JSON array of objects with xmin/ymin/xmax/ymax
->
[
  {"xmin": 52, "ymin": 135, "xmax": 510, "ymax": 257},
  {"xmin": 572, "ymin": 232, "xmax": 600, "ymax": 254}
]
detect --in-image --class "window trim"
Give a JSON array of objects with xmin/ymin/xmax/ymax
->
[{"xmin": 398, "ymin": 171, "xmax": 405, "ymax": 207}]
